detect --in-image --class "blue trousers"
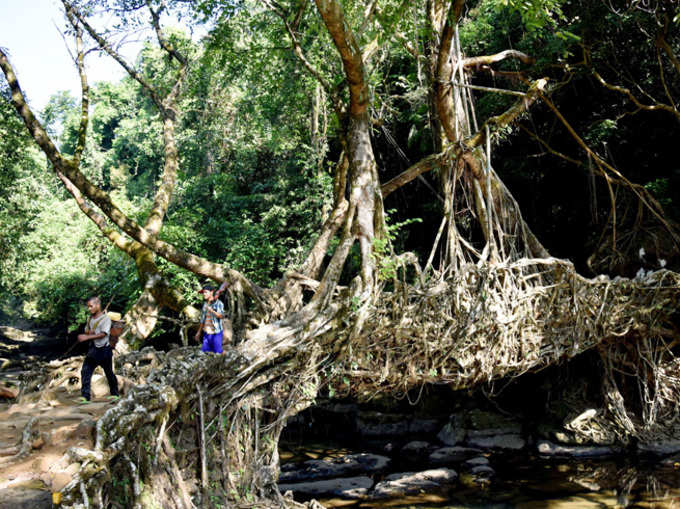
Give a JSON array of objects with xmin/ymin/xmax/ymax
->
[
  {"xmin": 81, "ymin": 345, "xmax": 119, "ymax": 400},
  {"xmin": 201, "ymin": 331, "xmax": 223, "ymax": 354}
]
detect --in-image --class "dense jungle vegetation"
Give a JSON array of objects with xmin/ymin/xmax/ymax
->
[
  {"xmin": 2, "ymin": 1, "xmax": 679, "ymax": 507},
  {"xmin": 2, "ymin": 0, "xmax": 677, "ymax": 336}
]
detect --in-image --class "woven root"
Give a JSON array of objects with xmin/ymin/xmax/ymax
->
[
  {"xmin": 52, "ymin": 256, "xmax": 679, "ymax": 507},
  {"xmin": 327, "ymin": 257, "xmax": 680, "ymax": 441}
]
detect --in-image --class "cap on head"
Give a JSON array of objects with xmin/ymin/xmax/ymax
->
[{"xmin": 199, "ymin": 285, "xmax": 216, "ymax": 294}]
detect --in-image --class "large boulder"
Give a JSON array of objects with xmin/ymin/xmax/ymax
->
[
  {"xmin": 437, "ymin": 409, "xmax": 525, "ymax": 451},
  {"xmin": 370, "ymin": 468, "xmax": 458, "ymax": 499},
  {"xmin": 278, "ymin": 476, "xmax": 373, "ymax": 498},
  {"xmin": 279, "ymin": 453, "xmax": 390, "ymax": 483},
  {"xmin": 437, "ymin": 413, "xmax": 465, "ymax": 445}
]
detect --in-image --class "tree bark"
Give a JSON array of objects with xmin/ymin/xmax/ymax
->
[{"xmin": 313, "ymin": 0, "xmax": 386, "ymax": 294}]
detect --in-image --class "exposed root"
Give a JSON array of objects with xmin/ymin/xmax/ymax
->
[
  {"xmin": 321, "ymin": 255, "xmax": 680, "ymax": 446},
  {"xmin": 49, "ymin": 254, "xmax": 680, "ymax": 507},
  {"xmin": 0, "ymin": 416, "xmax": 38, "ymax": 467}
]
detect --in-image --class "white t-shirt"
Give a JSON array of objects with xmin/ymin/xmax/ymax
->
[{"xmin": 87, "ymin": 313, "xmax": 112, "ymax": 348}]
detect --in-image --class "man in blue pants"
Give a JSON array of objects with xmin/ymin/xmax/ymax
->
[{"xmin": 194, "ymin": 285, "xmax": 225, "ymax": 354}]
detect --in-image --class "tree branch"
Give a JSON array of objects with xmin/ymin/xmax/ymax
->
[
  {"xmin": 656, "ymin": 24, "xmax": 680, "ymax": 75},
  {"xmin": 462, "ymin": 50, "xmax": 535, "ymax": 70},
  {"xmin": 0, "ymin": 47, "xmax": 263, "ymax": 304},
  {"xmin": 313, "ymin": 0, "xmax": 369, "ymax": 116},
  {"xmin": 147, "ymin": 0, "xmax": 187, "ymax": 66},
  {"xmin": 266, "ymin": 0, "xmax": 344, "ymax": 114},
  {"xmin": 382, "ymin": 78, "xmax": 550, "ymax": 197},
  {"xmin": 586, "ymin": 48, "xmax": 680, "ymax": 122},
  {"xmin": 62, "ymin": 0, "xmax": 164, "ymax": 111},
  {"xmin": 434, "ymin": 0, "xmax": 466, "ymax": 142},
  {"xmin": 381, "ymin": 154, "xmax": 440, "ymax": 197},
  {"xmin": 591, "ymin": 66, "xmax": 680, "ymax": 122},
  {"xmin": 63, "ymin": 4, "xmax": 89, "ymax": 167},
  {"xmin": 539, "ymin": 89, "xmax": 680, "ymax": 248}
]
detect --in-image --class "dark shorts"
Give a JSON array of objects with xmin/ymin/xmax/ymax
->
[{"xmin": 201, "ymin": 331, "xmax": 223, "ymax": 354}]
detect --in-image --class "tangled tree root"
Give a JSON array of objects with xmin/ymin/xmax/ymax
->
[
  {"xmin": 331, "ymin": 259, "xmax": 679, "ymax": 392},
  {"xmin": 0, "ymin": 416, "xmax": 39, "ymax": 467},
  {"xmin": 51, "ymin": 256, "xmax": 680, "ymax": 508}
]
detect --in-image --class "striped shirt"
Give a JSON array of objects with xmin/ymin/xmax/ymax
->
[{"xmin": 200, "ymin": 300, "xmax": 224, "ymax": 333}]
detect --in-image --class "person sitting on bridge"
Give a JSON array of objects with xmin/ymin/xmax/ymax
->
[
  {"xmin": 194, "ymin": 285, "xmax": 225, "ymax": 354},
  {"xmin": 77, "ymin": 296, "xmax": 119, "ymax": 403}
]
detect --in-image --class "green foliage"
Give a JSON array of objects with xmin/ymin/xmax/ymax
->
[
  {"xmin": 645, "ymin": 178, "xmax": 674, "ymax": 210},
  {"xmin": 373, "ymin": 210, "xmax": 422, "ymax": 282},
  {"xmin": 3, "ymin": 0, "xmax": 678, "ymax": 333},
  {"xmin": 499, "ymin": 0, "xmax": 567, "ymax": 32},
  {"xmin": 584, "ymin": 119, "xmax": 618, "ymax": 146}
]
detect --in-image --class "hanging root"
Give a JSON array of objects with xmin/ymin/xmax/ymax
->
[{"xmin": 326, "ymin": 257, "xmax": 680, "ymax": 440}]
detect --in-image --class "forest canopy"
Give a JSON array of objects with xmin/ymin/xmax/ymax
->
[{"xmin": 1, "ymin": 0, "xmax": 678, "ymax": 331}]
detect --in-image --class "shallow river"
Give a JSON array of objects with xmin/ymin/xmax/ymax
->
[{"xmin": 279, "ymin": 440, "xmax": 680, "ymax": 508}]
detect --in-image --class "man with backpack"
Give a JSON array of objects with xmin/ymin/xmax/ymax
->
[
  {"xmin": 194, "ymin": 285, "xmax": 226, "ymax": 354},
  {"xmin": 77, "ymin": 296, "xmax": 119, "ymax": 402}
]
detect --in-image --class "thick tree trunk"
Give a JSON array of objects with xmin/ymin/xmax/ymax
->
[{"xmin": 313, "ymin": 0, "xmax": 386, "ymax": 296}]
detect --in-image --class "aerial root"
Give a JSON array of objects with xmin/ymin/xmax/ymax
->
[
  {"xmin": 47, "ymin": 257, "xmax": 679, "ymax": 507},
  {"xmin": 327, "ymin": 258, "xmax": 680, "ymax": 440}
]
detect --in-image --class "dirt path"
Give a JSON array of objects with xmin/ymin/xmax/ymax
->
[
  {"xmin": 0, "ymin": 325, "xmax": 124, "ymax": 507},
  {"xmin": 0, "ymin": 388, "xmax": 116, "ymax": 506}
]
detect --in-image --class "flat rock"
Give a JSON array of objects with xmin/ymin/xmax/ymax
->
[
  {"xmin": 537, "ymin": 440, "xmax": 615, "ymax": 458},
  {"xmin": 278, "ymin": 476, "xmax": 373, "ymax": 498},
  {"xmin": 466, "ymin": 434, "xmax": 526, "ymax": 450},
  {"xmin": 429, "ymin": 446, "xmax": 482, "ymax": 465},
  {"xmin": 279, "ymin": 453, "xmax": 390, "ymax": 483},
  {"xmin": 0, "ymin": 487, "xmax": 51, "ymax": 509},
  {"xmin": 371, "ymin": 468, "xmax": 458, "ymax": 499},
  {"xmin": 464, "ymin": 456, "xmax": 490, "ymax": 467},
  {"xmin": 470, "ymin": 465, "xmax": 495, "ymax": 477}
]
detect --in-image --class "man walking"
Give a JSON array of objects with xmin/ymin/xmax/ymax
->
[
  {"xmin": 194, "ymin": 285, "xmax": 225, "ymax": 354},
  {"xmin": 78, "ymin": 296, "xmax": 119, "ymax": 402}
]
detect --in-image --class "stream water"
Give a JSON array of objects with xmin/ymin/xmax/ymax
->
[{"xmin": 279, "ymin": 439, "xmax": 680, "ymax": 508}]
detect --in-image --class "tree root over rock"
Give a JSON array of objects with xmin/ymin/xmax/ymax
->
[
  {"xmin": 57, "ymin": 342, "xmax": 324, "ymax": 508},
  {"xmin": 0, "ymin": 416, "xmax": 38, "ymax": 467}
]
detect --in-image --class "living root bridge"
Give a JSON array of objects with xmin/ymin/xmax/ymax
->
[
  {"xmin": 332, "ymin": 259, "xmax": 680, "ymax": 394},
  {"xmin": 58, "ymin": 259, "xmax": 680, "ymax": 508}
]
